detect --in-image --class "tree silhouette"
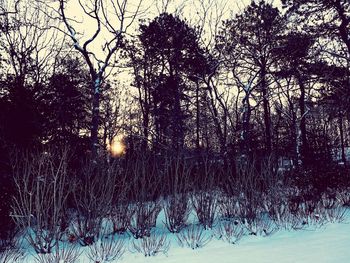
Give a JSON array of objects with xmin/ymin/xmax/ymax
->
[
  {"xmin": 218, "ymin": 0, "xmax": 285, "ymax": 154},
  {"xmin": 134, "ymin": 13, "xmax": 207, "ymax": 151}
]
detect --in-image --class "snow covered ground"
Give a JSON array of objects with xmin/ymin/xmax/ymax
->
[
  {"xmin": 119, "ymin": 222, "xmax": 350, "ymax": 263},
  {"xmin": 20, "ymin": 211, "xmax": 350, "ymax": 263}
]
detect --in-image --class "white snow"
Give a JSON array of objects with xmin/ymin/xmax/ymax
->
[
  {"xmin": 20, "ymin": 211, "xmax": 350, "ymax": 263},
  {"xmin": 117, "ymin": 223, "xmax": 350, "ymax": 263}
]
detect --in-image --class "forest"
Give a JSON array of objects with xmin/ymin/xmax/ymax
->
[{"xmin": 0, "ymin": 0, "xmax": 349, "ymax": 262}]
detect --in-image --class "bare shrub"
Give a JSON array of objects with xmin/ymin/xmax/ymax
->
[
  {"xmin": 110, "ymin": 204, "xmax": 134, "ymax": 235},
  {"xmin": 164, "ymin": 195, "xmax": 190, "ymax": 233},
  {"xmin": 70, "ymin": 217, "xmax": 101, "ymax": 247},
  {"xmin": 126, "ymin": 153, "xmax": 162, "ymax": 239},
  {"xmin": 265, "ymin": 203, "xmax": 305, "ymax": 231},
  {"xmin": 129, "ymin": 201, "xmax": 161, "ymax": 239},
  {"xmin": 243, "ymin": 217, "xmax": 277, "ymax": 236},
  {"xmin": 221, "ymin": 163, "xmax": 237, "ymax": 197},
  {"xmin": 320, "ymin": 193, "xmax": 337, "ymax": 209},
  {"xmin": 176, "ymin": 224, "xmax": 212, "ymax": 249},
  {"xmin": 264, "ymin": 187, "xmax": 324, "ymax": 230},
  {"xmin": 126, "ymin": 152, "xmax": 163, "ymax": 203},
  {"xmin": 131, "ymin": 232, "xmax": 169, "ymax": 257},
  {"xmin": 0, "ymin": 246, "xmax": 25, "ymax": 263},
  {"xmin": 0, "ymin": 228, "xmax": 21, "ymax": 254},
  {"xmin": 218, "ymin": 194, "xmax": 239, "ymax": 220},
  {"xmin": 109, "ymin": 164, "xmax": 132, "ymax": 235},
  {"xmin": 163, "ymin": 155, "xmax": 191, "ymax": 233},
  {"xmin": 86, "ymin": 236, "xmax": 125, "ymax": 262},
  {"xmin": 34, "ymin": 244, "xmax": 81, "ymax": 263},
  {"xmin": 71, "ymin": 160, "xmax": 117, "ymax": 246},
  {"xmin": 235, "ymin": 158, "xmax": 262, "ymax": 225},
  {"xmin": 214, "ymin": 220, "xmax": 244, "ymax": 244},
  {"xmin": 337, "ymin": 189, "xmax": 350, "ymax": 206},
  {"xmin": 236, "ymin": 155, "xmax": 284, "ymax": 226},
  {"xmin": 322, "ymin": 205, "xmax": 348, "ymax": 223},
  {"xmin": 316, "ymin": 194, "xmax": 348, "ymax": 223},
  {"xmin": 192, "ymin": 191, "xmax": 219, "ymax": 229},
  {"xmin": 297, "ymin": 201, "xmax": 325, "ymax": 227},
  {"xmin": 11, "ymin": 148, "xmax": 71, "ymax": 254},
  {"xmin": 261, "ymin": 192, "xmax": 301, "ymax": 231},
  {"xmin": 237, "ymin": 193, "xmax": 262, "ymax": 227},
  {"xmin": 191, "ymin": 155, "xmax": 220, "ymax": 229},
  {"xmin": 259, "ymin": 155, "xmax": 282, "ymax": 193}
]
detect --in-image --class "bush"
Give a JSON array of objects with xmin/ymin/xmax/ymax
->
[
  {"xmin": 34, "ymin": 244, "xmax": 81, "ymax": 263},
  {"xmin": 71, "ymin": 160, "xmax": 117, "ymax": 246},
  {"xmin": 131, "ymin": 232, "xmax": 169, "ymax": 257},
  {"xmin": 0, "ymin": 150, "xmax": 16, "ymax": 245},
  {"xmin": 214, "ymin": 220, "xmax": 244, "ymax": 244},
  {"xmin": 192, "ymin": 191, "xmax": 219, "ymax": 230},
  {"xmin": 0, "ymin": 247, "xmax": 25, "ymax": 263},
  {"xmin": 176, "ymin": 224, "xmax": 212, "ymax": 249},
  {"xmin": 164, "ymin": 194, "xmax": 190, "ymax": 233},
  {"xmin": 129, "ymin": 201, "xmax": 161, "ymax": 239},
  {"xmin": 12, "ymin": 148, "xmax": 72, "ymax": 254},
  {"xmin": 163, "ymin": 155, "xmax": 191, "ymax": 233},
  {"xmin": 86, "ymin": 236, "xmax": 125, "ymax": 262}
]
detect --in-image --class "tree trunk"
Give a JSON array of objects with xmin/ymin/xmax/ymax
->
[
  {"xmin": 334, "ymin": 0, "xmax": 350, "ymax": 56},
  {"xmin": 196, "ymin": 81, "xmax": 200, "ymax": 151},
  {"xmin": 241, "ymin": 90, "xmax": 251, "ymax": 155},
  {"xmin": 296, "ymin": 119, "xmax": 302, "ymax": 167},
  {"xmin": 261, "ymin": 69, "xmax": 272, "ymax": 154},
  {"xmin": 339, "ymin": 113, "xmax": 346, "ymax": 165},
  {"xmin": 207, "ymin": 85, "xmax": 226, "ymax": 155},
  {"xmin": 91, "ymin": 76, "xmax": 101, "ymax": 159},
  {"xmin": 297, "ymin": 74, "xmax": 308, "ymax": 165}
]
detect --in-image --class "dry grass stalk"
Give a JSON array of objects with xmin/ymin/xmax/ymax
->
[{"xmin": 323, "ymin": 205, "xmax": 348, "ymax": 223}]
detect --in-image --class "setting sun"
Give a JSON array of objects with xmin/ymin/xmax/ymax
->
[{"xmin": 109, "ymin": 137, "xmax": 126, "ymax": 157}]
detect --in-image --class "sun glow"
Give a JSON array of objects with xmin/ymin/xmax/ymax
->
[{"xmin": 109, "ymin": 136, "xmax": 126, "ymax": 157}]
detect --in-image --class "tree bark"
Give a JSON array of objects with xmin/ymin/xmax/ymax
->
[
  {"xmin": 339, "ymin": 113, "xmax": 346, "ymax": 165},
  {"xmin": 241, "ymin": 93, "xmax": 252, "ymax": 154},
  {"xmin": 91, "ymin": 76, "xmax": 101, "ymax": 158},
  {"xmin": 261, "ymin": 68, "xmax": 272, "ymax": 154},
  {"xmin": 297, "ymin": 74, "xmax": 308, "ymax": 165},
  {"xmin": 195, "ymin": 80, "xmax": 200, "ymax": 151},
  {"xmin": 334, "ymin": 0, "xmax": 350, "ymax": 56}
]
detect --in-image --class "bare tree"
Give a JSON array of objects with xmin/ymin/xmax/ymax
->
[
  {"xmin": 0, "ymin": 0, "xmax": 62, "ymax": 86},
  {"xmin": 0, "ymin": 0, "xmax": 20, "ymax": 16},
  {"xmin": 58, "ymin": 0, "xmax": 144, "ymax": 158}
]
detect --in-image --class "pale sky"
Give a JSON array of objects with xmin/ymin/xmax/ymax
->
[{"xmin": 57, "ymin": 0, "xmax": 282, "ymax": 84}]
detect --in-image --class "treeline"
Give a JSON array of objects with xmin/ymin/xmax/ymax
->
[{"xmin": 0, "ymin": 0, "xmax": 348, "ymax": 164}]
